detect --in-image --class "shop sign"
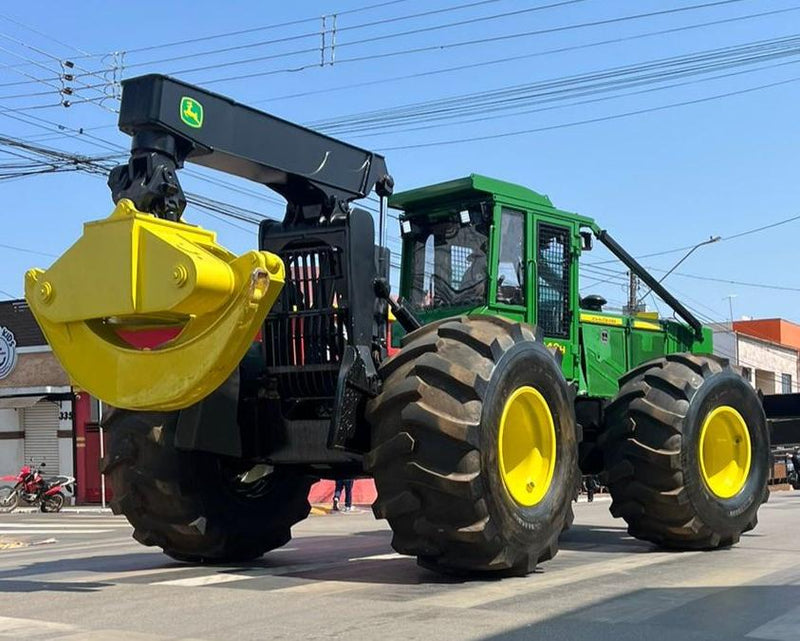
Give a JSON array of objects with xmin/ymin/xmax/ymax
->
[{"xmin": 0, "ymin": 326, "xmax": 17, "ymax": 379}]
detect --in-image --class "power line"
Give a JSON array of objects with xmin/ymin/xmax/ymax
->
[
  {"xmin": 119, "ymin": 0, "xmax": 510, "ymax": 72},
  {"xmin": 655, "ymin": 269, "xmax": 800, "ymax": 292},
  {"xmin": 258, "ymin": 4, "xmax": 800, "ymax": 105},
  {"xmin": 334, "ymin": 0, "xmax": 590, "ymax": 51},
  {"xmin": 310, "ymin": 37, "xmax": 800, "ymax": 136},
  {"xmin": 378, "ymin": 74, "xmax": 800, "ymax": 151},
  {"xmin": 586, "ymin": 211, "xmax": 800, "ymax": 267},
  {"xmin": 198, "ymin": 0, "xmax": 761, "ymax": 85},
  {"xmin": 0, "ymin": 241, "xmax": 57, "ymax": 258},
  {"xmin": 106, "ymin": 0, "xmax": 418, "ymax": 56}
]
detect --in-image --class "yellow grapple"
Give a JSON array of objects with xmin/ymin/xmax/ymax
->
[{"xmin": 24, "ymin": 199, "xmax": 284, "ymax": 411}]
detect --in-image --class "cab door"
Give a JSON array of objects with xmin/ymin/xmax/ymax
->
[
  {"xmin": 534, "ymin": 218, "xmax": 579, "ymax": 380},
  {"xmin": 488, "ymin": 205, "xmax": 527, "ymax": 323}
]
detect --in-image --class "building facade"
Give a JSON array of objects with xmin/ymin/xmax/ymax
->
[{"xmin": 0, "ymin": 299, "xmax": 106, "ymax": 503}]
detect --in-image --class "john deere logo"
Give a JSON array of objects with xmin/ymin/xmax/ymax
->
[{"xmin": 180, "ymin": 97, "xmax": 203, "ymax": 128}]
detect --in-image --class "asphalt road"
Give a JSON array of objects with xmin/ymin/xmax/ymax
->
[{"xmin": 0, "ymin": 493, "xmax": 798, "ymax": 641}]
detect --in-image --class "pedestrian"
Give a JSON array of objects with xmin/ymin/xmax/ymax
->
[
  {"xmin": 333, "ymin": 478, "xmax": 354, "ymax": 512},
  {"xmin": 586, "ymin": 475, "xmax": 598, "ymax": 503}
]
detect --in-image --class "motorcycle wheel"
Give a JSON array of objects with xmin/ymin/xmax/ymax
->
[
  {"xmin": 0, "ymin": 485, "xmax": 20, "ymax": 513},
  {"xmin": 41, "ymin": 492, "xmax": 65, "ymax": 513}
]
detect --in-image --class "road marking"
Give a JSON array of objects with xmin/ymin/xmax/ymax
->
[
  {"xmin": 0, "ymin": 529, "xmax": 113, "ymax": 534},
  {"xmin": 154, "ymin": 572, "xmax": 255, "ymax": 587},
  {"xmin": 415, "ymin": 550, "xmax": 703, "ymax": 609},
  {"xmin": 0, "ymin": 523, "xmax": 129, "ymax": 529},
  {"xmin": 579, "ymin": 587, "xmax": 719, "ymax": 624},
  {"xmin": 348, "ymin": 552, "xmax": 404, "ymax": 562},
  {"xmin": 574, "ymin": 550, "xmax": 800, "ymax": 625},
  {"xmin": 32, "ymin": 564, "xmax": 205, "ymax": 585},
  {"xmin": 0, "ymin": 615, "xmax": 75, "ymax": 636},
  {"xmin": 270, "ymin": 579, "xmax": 382, "ymax": 595},
  {"xmin": 153, "ymin": 552, "xmax": 405, "ymax": 588},
  {"xmin": 0, "ymin": 537, "xmax": 140, "ymax": 560},
  {"xmin": 747, "ymin": 605, "xmax": 800, "ymax": 640}
]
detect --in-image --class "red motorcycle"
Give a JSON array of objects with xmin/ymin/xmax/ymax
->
[{"xmin": 0, "ymin": 462, "xmax": 75, "ymax": 513}]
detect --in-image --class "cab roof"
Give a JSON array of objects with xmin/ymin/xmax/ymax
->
[{"xmin": 389, "ymin": 174, "xmax": 555, "ymax": 211}]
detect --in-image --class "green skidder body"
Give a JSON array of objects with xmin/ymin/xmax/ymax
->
[
  {"xmin": 391, "ymin": 173, "xmax": 713, "ymax": 398},
  {"xmin": 369, "ymin": 174, "xmax": 768, "ymax": 573}
]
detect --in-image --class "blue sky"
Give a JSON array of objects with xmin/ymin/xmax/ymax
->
[{"xmin": 2, "ymin": 0, "xmax": 800, "ymax": 324}]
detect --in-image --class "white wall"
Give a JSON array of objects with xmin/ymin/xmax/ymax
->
[
  {"xmin": 57, "ymin": 398, "xmax": 73, "ymax": 478},
  {"xmin": 711, "ymin": 324, "xmax": 738, "ymax": 365},
  {"xmin": 738, "ymin": 335, "xmax": 798, "ymax": 394},
  {"xmin": 0, "ymin": 408, "xmax": 23, "ymax": 476}
]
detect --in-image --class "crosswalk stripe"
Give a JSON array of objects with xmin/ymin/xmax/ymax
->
[
  {"xmin": 270, "ymin": 579, "xmax": 383, "ymax": 595},
  {"xmin": 747, "ymin": 605, "xmax": 800, "ymax": 640},
  {"xmin": 348, "ymin": 552, "xmax": 403, "ymax": 562},
  {"xmin": 414, "ymin": 550, "xmax": 703, "ymax": 609},
  {"xmin": 0, "ymin": 615, "xmax": 75, "ymax": 635},
  {"xmin": 0, "ymin": 523, "xmax": 130, "ymax": 529},
  {"xmin": 153, "ymin": 551, "xmax": 406, "ymax": 588},
  {"xmin": 154, "ymin": 572, "xmax": 254, "ymax": 587},
  {"xmin": 0, "ymin": 529, "xmax": 112, "ymax": 534}
]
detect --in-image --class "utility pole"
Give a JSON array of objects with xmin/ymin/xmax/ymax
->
[
  {"xmin": 724, "ymin": 294, "xmax": 738, "ymax": 366},
  {"xmin": 724, "ymin": 294, "xmax": 737, "ymax": 325},
  {"xmin": 624, "ymin": 271, "xmax": 640, "ymax": 315}
]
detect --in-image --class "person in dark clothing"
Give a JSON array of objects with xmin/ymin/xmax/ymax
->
[
  {"xmin": 333, "ymin": 479, "xmax": 354, "ymax": 512},
  {"xmin": 791, "ymin": 451, "xmax": 800, "ymax": 490},
  {"xmin": 586, "ymin": 475, "xmax": 599, "ymax": 502}
]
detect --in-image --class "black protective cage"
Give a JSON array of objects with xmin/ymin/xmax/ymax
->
[{"xmin": 259, "ymin": 208, "xmax": 388, "ymax": 454}]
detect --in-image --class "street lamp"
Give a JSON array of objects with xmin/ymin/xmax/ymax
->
[{"xmin": 638, "ymin": 235, "xmax": 721, "ymax": 303}]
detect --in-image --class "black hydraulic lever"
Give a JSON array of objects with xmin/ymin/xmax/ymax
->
[{"xmin": 374, "ymin": 278, "xmax": 422, "ymax": 333}]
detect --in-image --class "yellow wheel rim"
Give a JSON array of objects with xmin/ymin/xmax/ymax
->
[
  {"xmin": 498, "ymin": 386, "xmax": 557, "ymax": 507},
  {"xmin": 698, "ymin": 405, "xmax": 752, "ymax": 499}
]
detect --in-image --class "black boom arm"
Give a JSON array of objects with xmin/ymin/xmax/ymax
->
[{"xmin": 109, "ymin": 74, "xmax": 392, "ymax": 222}]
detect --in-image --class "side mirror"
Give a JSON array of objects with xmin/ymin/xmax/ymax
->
[{"xmin": 580, "ymin": 231, "xmax": 593, "ymax": 251}]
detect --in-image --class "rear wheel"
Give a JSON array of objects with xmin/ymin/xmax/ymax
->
[
  {"xmin": 101, "ymin": 409, "xmax": 314, "ymax": 562},
  {"xmin": 40, "ymin": 492, "xmax": 65, "ymax": 513},
  {"xmin": 601, "ymin": 353, "xmax": 770, "ymax": 549},
  {"xmin": 366, "ymin": 316, "xmax": 578, "ymax": 576}
]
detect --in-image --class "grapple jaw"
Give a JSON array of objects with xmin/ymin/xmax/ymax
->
[{"xmin": 25, "ymin": 199, "xmax": 284, "ymax": 411}]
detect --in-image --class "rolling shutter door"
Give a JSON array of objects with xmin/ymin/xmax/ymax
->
[{"xmin": 23, "ymin": 401, "xmax": 60, "ymax": 474}]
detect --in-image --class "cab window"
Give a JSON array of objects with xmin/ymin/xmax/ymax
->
[{"xmin": 496, "ymin": 208, "xmax": 525, "ymax": 306}]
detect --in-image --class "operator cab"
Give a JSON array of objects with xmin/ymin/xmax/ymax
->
[
  {"xmin": 392, "ymin": 174, "xmax": 593, "ymax": 315},
  {"xmin": 391, "ymin": 174, "xmax": 595, "ymax": 382},
  {"xmin": 402, "ymin": 205, "xmax": 492, "ymax": 310}
]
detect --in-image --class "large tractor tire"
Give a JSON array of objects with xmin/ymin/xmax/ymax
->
[
  {"xmin": 601, "ymin": 353, "xmax": 770, "ymax": 549},
  {"xmin": 366, "ymin": 316, "xmax": 578, "ymax": 576},
  {"xmin": 101, "ymin": 409, "xmax": 314, "ymax": 562}
]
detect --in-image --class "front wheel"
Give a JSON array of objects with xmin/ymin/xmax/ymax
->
[
  {"xmin": 367, "ymin": 316, "xmax": 578, "ymax": 576},
  {"xmin": 41, "ymin": 492, "xmax": 65, "ymax": 513},
  {"xmin": 101, "ymin": 409, "xmax": 315, "ymax": 562},
  {"xmin": 0, "ymin": 485, "xmax": 19, "ymax": 513}
]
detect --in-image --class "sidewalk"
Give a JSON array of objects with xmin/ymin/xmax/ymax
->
[{"xmin": 1, "ymin": 506, "xmax": 114, "ymax": 515}]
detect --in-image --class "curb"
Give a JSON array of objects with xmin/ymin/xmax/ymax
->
[
  {"xmin": 310, "ymin": 504, "xmax": 371, "ymax": 516},
  {"xmin": 0, "ymin": 507, "xmax": 114, "ymax": 515}
]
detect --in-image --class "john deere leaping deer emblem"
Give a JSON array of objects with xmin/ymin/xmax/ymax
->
[{"xmin": 180, "ymin": 96, "xmax": 203, "ymax": 128}]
